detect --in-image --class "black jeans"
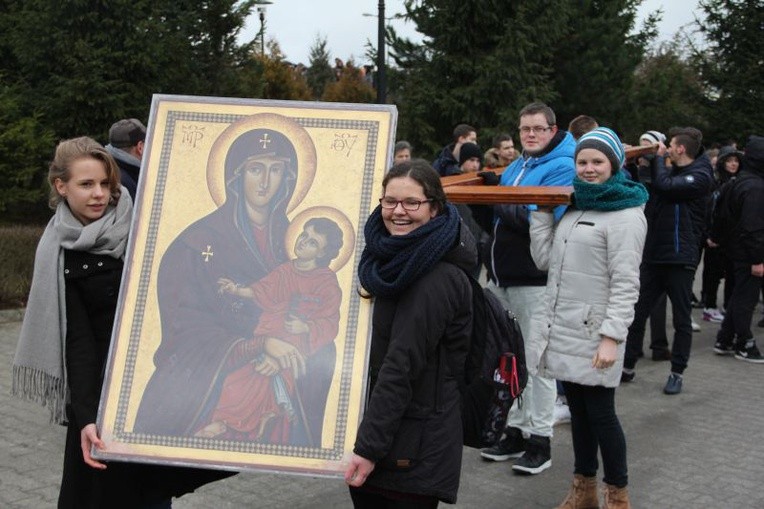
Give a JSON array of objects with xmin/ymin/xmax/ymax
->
[
  {"xmin": 625, "ymin": 264, "xmax": 695, "ymax": 374},
  {"xmin": 562, "ymin": 382, "xmax": 627, "ymax": 488},
  {"xmin": 701, "ymin": 246, "xmax": 726, "ymax": 309},
  {"xmin": 716, "ymin": 262, "xmax": 762, "ymax": 347},
  {"xmin": 649, "ymin": 293, "xmax": 668, "ymax": 352}
]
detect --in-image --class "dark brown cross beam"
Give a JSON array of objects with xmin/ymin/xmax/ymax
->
[{"xmin": 441, "ymin": 144, "xmax": 657, "ymax": 205}]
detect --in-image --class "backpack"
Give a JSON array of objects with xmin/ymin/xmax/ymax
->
[{"xmin": 448, "ymin": 273, "xmax": 528, "ymax": 448}]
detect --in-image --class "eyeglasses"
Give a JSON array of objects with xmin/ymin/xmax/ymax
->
[
  {"xmin": 519, "ymin": 126, "xmax": 552, "ymax": 135},
  {"xmin": 379, "ymin": 197, "xmax": 433, "ymax": 211}
]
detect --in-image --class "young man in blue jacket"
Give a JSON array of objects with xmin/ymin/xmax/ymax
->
[{"xmin": 479, "ymin": 102, "xmax": 576, "ymax": 475}]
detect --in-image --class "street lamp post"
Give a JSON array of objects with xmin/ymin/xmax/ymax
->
[
  {"xmin": 377, "ymin": 0, "xmax": 386, "ymax": 104},
  {"xmin": 254, "ymin": 0, "xmax": 273, "ymax": 58}
]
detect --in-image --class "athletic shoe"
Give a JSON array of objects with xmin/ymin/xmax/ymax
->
[
  {"xmin": 757, "ymin": 316, "xmax": 764, "ymax": 328},
  {"xmin": 651, "ymin": 349, "xmax": 671, "ymax": 361},
  {"xmin": 620, "ymin": 370, "xmax": 635, "ymax": 383},
  {"xmin": 703, "ymin": 308, "xmax": 725, "ymax": 323},
  {"xmin": 663, "ymin": 373, "xmax": 683, "ymax": 395},
  {"xmin": 512, "ymin": 435, "xmax": 551, "ymax": 475},
  {"xmin": 480, "ymin": 427, "xmax": 526, "ymax": 461},
  {"xmin": 734, "ymin": 341, "xmax": 764, "ymax": 363},
  {"xmin": 713, "ymin": 341, "xmax": 735, "ymax": 356},
  {"xmin": 553, "ymin": 398, "xmax": 571, "ymax": 426},
  {"xmin": 691, "ymin": 319, "xmax": 701, "ymax": 332}
]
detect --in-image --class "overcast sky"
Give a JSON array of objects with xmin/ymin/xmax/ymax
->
[{"xmin": 241, "ymin": 1, "xmax": 705, "ymax": 66}]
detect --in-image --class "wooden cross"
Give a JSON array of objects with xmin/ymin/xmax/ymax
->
[{"xmin": 442, "ymin": 144, "xmax": 657, "ymax": 205}]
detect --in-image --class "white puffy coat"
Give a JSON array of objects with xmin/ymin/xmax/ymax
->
[{"xmin": 529, "ymin": 207, "xmax": 646, "ymax": 387}]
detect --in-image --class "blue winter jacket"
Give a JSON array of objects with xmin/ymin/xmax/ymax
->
[{"xmin": 488, "ymin": 130, "xmax": 576, "ymax": 287}]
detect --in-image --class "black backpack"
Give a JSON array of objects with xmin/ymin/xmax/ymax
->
[{"xmin": 449, "ymin": 274, "xmax": 528, "ymax": 448}]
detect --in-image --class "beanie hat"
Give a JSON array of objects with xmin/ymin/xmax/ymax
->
[
  {"xmin": 459, "ymin": 142, "xmax": 483, "ymax": 166},
  {"xmin": 109, "ymin": 118, "xmax": 147, "ymax": 148},
  {"xmin": 576, "ymin": 127, "xmax": 625, "ymax": 171},
  {"xmin": 639, "ymin": 130, "xmax": 666, "ymax": 145}
]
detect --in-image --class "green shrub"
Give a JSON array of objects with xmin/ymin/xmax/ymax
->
[{"xmin": 0, "ymin": 225, "xmax": 43, "ymax": 309}]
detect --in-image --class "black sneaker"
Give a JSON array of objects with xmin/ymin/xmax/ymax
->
[
  {"xmin": 512, "ymin": 435, "xmax": 551, "ymax": 474},
  {"xmin": 713, "ymin": 341, "xmax": 735, "ymax": 356},
  {"xmin": 480, "ymin": 427, "xmax": 526, "ymax": 461},
  {"xmin": 651, "ymin": 349, "xmax": 671, "ymax": 361},
  {"xmin": 758, "ymin": 317, "xmax": 764, "ymax": 328},
  {"xmin": 663, "ymin": 373, "xmax": 683, "ymax": 395},
  {"xmin": 734, "ymin": 341, "xmax": 764, "ymax": 364},
  {"xmin": 620, "ymin": 370, "xmax": 635, "ymax": 383}
]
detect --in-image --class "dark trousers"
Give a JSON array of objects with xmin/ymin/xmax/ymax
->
[
  {"xmin": 701, "ymin": 246, "xmax": 726, "ymax": 309},
  {"xmin": 716, "ymin": 262, "xmax": 762, "ymax": 347},
  {"xmin": 649, "ymin": 293, "xmax": 669, "ymax": 352},
  {"xmin": 562, "ymin": 382, "xmax": 627, "ymax": 488},
  {"xmin": 350, "ymin": 487, "xmax": 438, "ymax": 509},
  {"xmin": 625, "ymin": 264, "xmax": 695, "ymax": 374}
]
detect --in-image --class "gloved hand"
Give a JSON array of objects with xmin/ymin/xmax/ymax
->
[{"xmin": 477, "ymin": 171, "xmax": 500, "ymax": 186}]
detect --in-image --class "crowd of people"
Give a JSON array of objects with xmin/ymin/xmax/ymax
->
[{"xmin": 10, "ymin": 102, "xmax": 762, "ymax": 509}]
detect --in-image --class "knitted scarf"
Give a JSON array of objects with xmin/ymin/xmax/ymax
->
[
  {"xmin": 358, "ymin": 203, "xmax": 460, "ymax": 299},
  {"xmin": 572, "ymin": 171, "xmax": 649, "ymax": 211},
  {"xmin": 12, "ymin": 191, "xmax": 133, "ymax": 424}
]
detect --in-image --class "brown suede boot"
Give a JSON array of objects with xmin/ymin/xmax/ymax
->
[
  {"xmin": 602, "ymin": 483, "xmax": 631, "ymax": 509},
  {"xmin": 555, "ymin": 474, "xmax": 599, "ymax": 509}
]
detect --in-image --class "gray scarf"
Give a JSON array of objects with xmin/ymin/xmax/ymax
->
[{"xmin": 12, "ymin": 189, "xmax": 133, "ymax": 424}]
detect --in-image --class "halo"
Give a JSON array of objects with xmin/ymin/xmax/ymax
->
[
  {"xmin": 206, "ymin": 113, "xmax": 317, "ymax": 213},
  {"xmin": 285, "ymin": 206, "xmax": 356, "ymax": 272}
]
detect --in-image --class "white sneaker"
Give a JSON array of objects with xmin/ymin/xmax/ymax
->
[
  {"xmin": 703, "ymin": 308, "xmax": 725, "ymax": 323},
  {"xmin": 553, "ymin": 398, "xmax": 571, "ymax": 425},
  {"xmin": 691, "ymin": 318, "xmax": 701, "ymax": 332}
]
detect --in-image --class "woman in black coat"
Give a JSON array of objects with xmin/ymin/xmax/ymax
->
[
  {"xmin": 345, "ymin": 160, "xmax": 477, "ymax": 507},
  {"xmin": 13, "ymin": 137, "xmax": 227, "ymax": 509}
]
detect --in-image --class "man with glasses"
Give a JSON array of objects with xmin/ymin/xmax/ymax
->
[{"xmin": 479, "ymin": 102, "xmax": 576, "ymax": 475}]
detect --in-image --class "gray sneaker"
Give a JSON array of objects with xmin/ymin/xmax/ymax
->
[{"xmin": 480, "ymin": 427, "xmax": 526, "ymax": 461}]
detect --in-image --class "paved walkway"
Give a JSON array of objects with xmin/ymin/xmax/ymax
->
[{"xmin": 2, "ymin": 305, "xmax": 763, "ymax": 508}]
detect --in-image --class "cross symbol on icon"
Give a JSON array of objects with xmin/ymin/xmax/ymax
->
[
  {"xmin": 201, "ymin": 245, "xmax": 214, "ymax": 262},
  {"xmin": 259, "ymin": 133, "xmax": 271, "ymax": 149}
]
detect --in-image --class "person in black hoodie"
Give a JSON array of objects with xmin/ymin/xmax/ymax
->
[
  {"xmin": 709, "ymin": 135, "xmax": 764, "ymax": 363},
  {"xmin": 345, "ymin": 160, "xmax": 476, "ymax": 507},
  {"xmin": 622, "ymin": 127, "xmax": 714, "ymax": 395},
  {"xmin": 701, "ymin": 146, "xmax": 743, "ymax": 322}
]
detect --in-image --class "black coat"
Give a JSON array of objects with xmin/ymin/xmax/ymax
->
[
  {"xmin": 60, "ymin": 250, "xmax": 232, "ymax": 509},
  {"xmin": 353, "ymin": 225, "xmax": 476, "ymax": 503},
  {"xmin": 711, "ymin": 137, "xmax": 764, "ymax": 264},
  {"xmin": 642, "ymin": 154, "xmax": 714, "ymax": 266}
]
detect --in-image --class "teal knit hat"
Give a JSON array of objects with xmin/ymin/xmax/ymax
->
[{"xmin": 575, "ymin": 127, "xmax": 625, "ymax": 171}]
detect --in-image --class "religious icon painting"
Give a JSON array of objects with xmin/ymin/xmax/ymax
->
[{"xmin": 95, "ymin": 95, "xmax": 397, "ymax": 476}]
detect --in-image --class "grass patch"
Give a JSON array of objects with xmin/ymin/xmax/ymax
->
[{"xmin": 0, "ymin": 224, "xmax": 44, "ymax": 309}]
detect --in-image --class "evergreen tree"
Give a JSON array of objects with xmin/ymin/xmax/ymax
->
[
  {"xmin": 551, "ymin": 0, "xmax": 659, "ymax": 132},
  {"xmin": 693, "ymin": 0, "xmax": 763, "ymax": 143},
  {"xmin": 627, "ymin": 43, "xmax": 709, "ymax": 144},
  {"xmin": 390, "ymin": 0, "xmax": 571, "ymax": 156},
  {"xmin": 306, "ymin": 36, "xmax": 336, "ymax": 100}
]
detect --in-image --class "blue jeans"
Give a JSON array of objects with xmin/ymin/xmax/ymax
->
[{"xmin": 562, "ymin": 382, "xmax": 627, "ymax": 488}]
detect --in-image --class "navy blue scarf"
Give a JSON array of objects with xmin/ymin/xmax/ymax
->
[{"xmin": 358, "ymin": 203, "xmax": 460, "ymax": 299}]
